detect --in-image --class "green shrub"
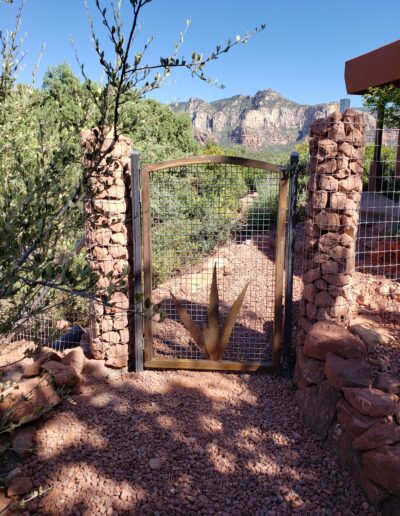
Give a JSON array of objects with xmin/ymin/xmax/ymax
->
[{"xmin": 246, "ymin": 179, "xmax": 279, "ymax": 231}]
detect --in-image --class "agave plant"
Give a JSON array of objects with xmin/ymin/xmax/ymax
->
[{"xmin": 171, "ymin": 264, "xmax": 249, "ymax": 360}]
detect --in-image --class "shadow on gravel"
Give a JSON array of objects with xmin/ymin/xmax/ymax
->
[{"xmin": 25, "ymin": 369, "xmax": 371, "ymax": 515}]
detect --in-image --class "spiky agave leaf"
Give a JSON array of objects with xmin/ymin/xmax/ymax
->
[
  {"xmin": 170, "ymin": 291, "xmax": 209, "ymax": 359},
  {"xmin": 215, "ymin": 281, "xmax": 250, "ymax": 360},
  {"xmin": 203, "ymin": 263, "xmax": 220, "ymax": 360}
]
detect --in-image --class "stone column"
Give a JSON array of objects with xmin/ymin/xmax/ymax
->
[
  {"xmin": 82, "ymin": 129, "xmax": 132, "ymax": 368},
  {"xmin": 301, "ymin": 109, "xmax": 365, "ymax": 335}
]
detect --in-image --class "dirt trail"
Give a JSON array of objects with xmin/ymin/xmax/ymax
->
[{"xmin": 25, "ymin": 371, "xmax": 374, "ymax": 515}]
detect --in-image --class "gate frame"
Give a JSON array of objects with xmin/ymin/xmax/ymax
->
[{"xmin": 131, "ymin": 154, "xmax": 289, "ymax": 373}]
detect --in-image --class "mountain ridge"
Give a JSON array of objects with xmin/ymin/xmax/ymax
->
[{"xmin": 171, "ymin": 89, "xmax": 377, "ymax": 149}]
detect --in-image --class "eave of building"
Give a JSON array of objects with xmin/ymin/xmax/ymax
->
[{"xmin": 345, "ymin": 39, "xmax": 400, "ymax": 95}]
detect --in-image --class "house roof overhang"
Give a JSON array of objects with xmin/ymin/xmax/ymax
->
[{"xmin": 345, "ymin": 39, "xmax": 400, "ymax": 95}]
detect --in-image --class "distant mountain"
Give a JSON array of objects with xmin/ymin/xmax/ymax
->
[{"xmin": 171, "ymin": 89, "xmax": 378, "ymax": 149}]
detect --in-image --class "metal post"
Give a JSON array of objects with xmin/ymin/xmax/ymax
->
[
  {"xmin": 131, "ymin": 151, "xmax": 144, "ymax": 372},
  {"xmin": 282, "ymin": 152, "xmax": 299, "ymax": 378},
  {"xmin": 368, "ymin": 106, "xmax": 385, "ymax": 192}
]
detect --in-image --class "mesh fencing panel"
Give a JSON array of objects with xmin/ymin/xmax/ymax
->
[
  {"xmin": 147, "ymin": 163, "xmax": 281, "ymax": 363},
  {"xmin": 356, "ymin": 127, "xmax": 400, "ymax": 282}
]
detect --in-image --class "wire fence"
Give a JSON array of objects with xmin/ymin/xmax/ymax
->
[
  {"xmin": 147, "ymin": 162, "xmax": 281, "ymax": 363},
  {"xmin": 356, "ymin": 126, "xmax": 400, "ymax": 281}
]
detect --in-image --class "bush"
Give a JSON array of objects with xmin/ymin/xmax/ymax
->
[
  {"xmin": 246, "ymin": 179, "xmax": 279, "ymax": 231},
  {"xmin": 150, "ymin": 164, "xmax": 247, "ymax": 285}
]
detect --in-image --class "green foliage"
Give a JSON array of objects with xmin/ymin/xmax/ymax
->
[
  {"xmin": 362, "ymin": 143, "xmax": 399, "ymax": 200},
  {"xmin": 363, "ymin": 84, "xmax": 400, "ymax": 128},
  {"xmin": 120, "ymin": 98, "xmax": 198, "ymax": 163},
  {"xmin": 246, "ymin": 180, "xmax": 279, "ymax": 231},
  {"xmin": 151, "ymin": 166, "xmax": 247, "ymax": 284}
]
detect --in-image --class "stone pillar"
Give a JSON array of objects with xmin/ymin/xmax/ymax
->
[
  {"xmin": 82, "ymin": 129, "xmax": 132, "ymax": 368},
  {"xmin": 301, "ymin": 109, "xmax": 365, "ymax": 334}
]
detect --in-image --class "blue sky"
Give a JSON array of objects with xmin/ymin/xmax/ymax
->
[{"xmin": 2, "ymin": 0, "xmax": 400, "ymax": 107}]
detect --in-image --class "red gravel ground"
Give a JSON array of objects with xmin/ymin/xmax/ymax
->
[{"xmin": 23, "ymin": 370, "xmax": 376, "ymax": 515}]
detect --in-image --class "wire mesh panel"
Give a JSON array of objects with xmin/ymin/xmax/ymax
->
[
  {"xmin": 356, "ymin": 127, "xmax": 400, "ymax": 281},
  {"xmin": 141, "ymin": 156, "xmax": 285, "ymax": 369}
]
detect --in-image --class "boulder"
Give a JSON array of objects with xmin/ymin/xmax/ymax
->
[
  {"xmin": 0, "ymin": 377, "xmax": 61, "ymax": 424},
  {"xmin": 296, "ymin": 346, "xmax": 325, "ymax": 385},
  {"xmin": 343, "ymin": 387, "xmax": 398, "ymax": 417},
  {"xmin": 363, "ymin": 444, "xmax": 400, "ymax": 496},
  {"xmin": 353, "ymin": 422, "xmax": 400, "ymax": 450},
  {"xmin": 41, "ymin": 361, "xmax": 80, "ymax": 389},
  {"xmin": 361, "ymin": 478, "xmax": 390, "ymax": 508},
  {"xmin": 62, "ymin": 347, "xmax": 86, "ymax": 375},
  {"xmin": 324, "ymin": 353, "xmax": 372, "ymax": 390},
  {"xmin": 337, "ymin": 399, "xmax": 377, "ymax": 439},
  {"xmin": 22, "ymin": 347, "xmax": 62, "ymax": 377},
  {"xmin": 334, "ymin": 426, "xmax": 363, "ymax": 482},
  {"xmin": 304, "ymin": 321, "xmax": 366, "ymax": 360},
  {"xmin": 375, "ymin": 374, "xmax": 400, "ymax": 395},
  {"xmin": 350, "ymin": 324, "xmax": 390, "ymax": 353},
  {"xmin": 299, "ymin": 381, "xmax": 342, "ymax": 440}
]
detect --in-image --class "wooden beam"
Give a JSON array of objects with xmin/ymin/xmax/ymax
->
[
  {"xmin": 144, "ymin": 358, "xmax": 274, "ymax": 372},
  {"xmin": 345, "ymin": 39, "xmax": 400, "ymax": 95}
]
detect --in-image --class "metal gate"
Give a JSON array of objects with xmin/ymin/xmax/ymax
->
[{"xmin": 131, "ymin": 155, "xmax": 292, "ymax": 372}]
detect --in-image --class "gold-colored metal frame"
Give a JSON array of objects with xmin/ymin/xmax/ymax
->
[{"xmin": 140, "ymin": 155, "xmax": 288, "ymax": 372}]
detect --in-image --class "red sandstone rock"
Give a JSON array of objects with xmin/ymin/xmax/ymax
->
[
  {"xmin": 11, "ymin": 427, "xmax": 35, "ymax": 458},
  {"xmin": 322, "ymin": 273, "xmax": 352, "ymax": 286},
  {"xmin": 105, "ymin": 344, "xmax": 128, "ymax": 368},
  {"xmin": 62, "ymin": 347, "xmax": 86, "ymax": 375},
  {"xmin": 324, "ymin": 353, "xmax": 372, "ymax": 390},
  {"xmin": 0, "ymin": 377, "xmax": 60, "ymax": 424},
  {"xmin": 22, "ymin": 347, "xmax": 62, "ymax": 377},
  {"xmin": 304, "ymin": 283, "xmax": 317, "ymax": 303},
  {"xmin": 296, "ymin": 346, "xmax": 325, "ymax": 385},
  {"xmin": 375, "ymin": 373, "xmax": 400, "ymax": 395},
  {"xmin": 315, "ymin": 291, "xmax": 334, "ymax": 307},
  {"xmin": 336, "ymin": 399, "xmax": 377, "ymax": 439},
  {"xmin": 361, "ymin": 478, "xmax": 390, "ymax": 508},
  {"xmin": 343, "ymin": 387, "xmax": 398, "ymax": 417},
  {"xmin": 299, "ymin": 381, "xmax": 342, "ymax": 440},
  {"xmin": 353, "ymin": 422, "xmax": 400, "ymax": 450},
  {"xmin": 42, "ymin": 361, "xmax": 80, "ymax": 389},
  {"xmin": 311, "ymin": 191, "xmax": 328, "ymax": 209},
  {"xmin": 7, "ymin": 476, "xmax": 33, "ymax": 497},
  {"xmin": 362, "ymin": 444, "xmax": 400, "ymax": 496},
  {"xmin": 319, "ymin": 175, "xmax": 338, "ymax": 191},
  {"xmin": 304, "ymin": 321, "xmax": 366, "ymax": 360},
  {"xmin": 321, "ymin": 260, "xmax": 339, "ymax": 275},
  {"xmin": 303, "ymin": 267, "xmax": 321, "ymax": 284}
]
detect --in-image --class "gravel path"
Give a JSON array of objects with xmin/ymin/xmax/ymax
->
[{"xmin": 25, "ymin": 371, "xmax": 375, "ymax": 515}]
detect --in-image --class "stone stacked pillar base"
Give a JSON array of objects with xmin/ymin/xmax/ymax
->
[
  {"xmin": 300, "ymin": 109, "xmax": 364, "ymax": 340},
  {"xmin": 82, "ymin": 130, "xmax": 132, "ymax": 368}
]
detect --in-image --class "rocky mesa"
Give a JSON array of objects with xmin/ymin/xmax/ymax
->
[{"xmin": 171, "ymin": 89, "xmax": 377, "ymax": 149}]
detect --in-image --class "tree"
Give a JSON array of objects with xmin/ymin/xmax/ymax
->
[
  {"xmin": 363, "ymin": 83, "xmax": 400, "ymax": 128},
  {"xmin": 0, "ymin": 0, "xmax": 265, "ymax": 338}
]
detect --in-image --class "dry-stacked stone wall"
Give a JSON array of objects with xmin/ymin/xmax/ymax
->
[
  {"xmin": 82, "ymin": 129, "xmax": 133, "ymax": 368},
  {"xmin": 301, "ymin": 109, "xmax": 364, "ymax": 340}
]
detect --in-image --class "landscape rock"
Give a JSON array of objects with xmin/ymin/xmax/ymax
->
[
  {"xmin": 304, "ymin": 321, "xmax": 366, "ymax": 360},
  {"xmin": 7, "ymin": 476, "xmax": 33, "ymax": 497},
  {"xmin": 350, "ymin": 323, "xmax": 390, "ymax": 352},
  {"xmin": 324, "ymin": 353, "xmax": 372, "ymax": 390},
  {"xmin": 0, "ymin": 377, "xmax": 61, "ymax": 424},
  {"xmin": 363, "ymin": 444, "xmax": 400, "ymax": 496},
  {"xmin": 11, "ymin": 427, "xmax": 35, "ymax": 458},
  {"xmin": 149, "ymin": 458, "xmax": 162, "ymax": 470},
  {"xmin": 375, "ymin": 373, "xmax": 400, "ymax": 395},
  {"xmin": 296, "ymin": 346, "xmax": 325, "ymax": 385},
  {"xmin": 353, "ymin": 422, "xmax": 400, "ymax": 450},
  {"xmin": 343, "ymin": 387, "xmax": 398, "ymax": 417},
  {"xmin": 42, "ymin": 360, "xmax": 80, "ymax": 389},
  {"xmin": 22, "ymin": 347, "xmax": 62, "ymax": 377},
  {"xmin": 62, "ymin": 347, "xmax": 86, "ymax": 375},
  {"xmin": 299, "ymin": 381, "xmax": 341, "ymax": 440},
  {"xmin": 337, "ymin": 399, "xmax": 377, "ymax": 439}
]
